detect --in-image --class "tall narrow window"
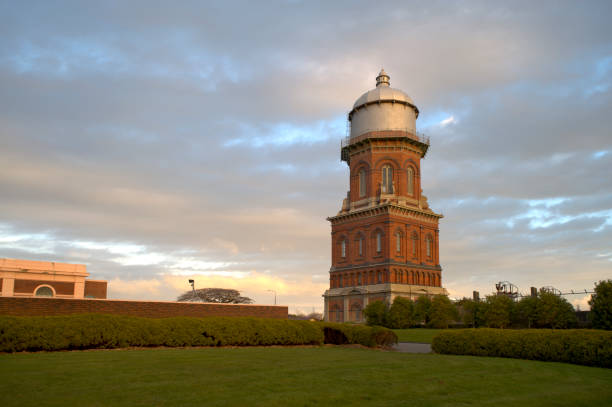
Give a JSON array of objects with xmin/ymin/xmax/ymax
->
[
  {"xmin": 412, "ymin": 232, "xmax": 418, "ymax": 256},
  {"xmin": 341, "ymin": 240, "xmax": 346, "ymax": 258},
  {"xmin": 339, "ymin": 275, "xmax": 343, "ymax": 287},
  {"xmin": 407, "ymin": 167, "xmax": 414, "ymax": 196},
  {"xmin": 382, "ymin": 165, "xmax": 393, "ymax": 193},
  {"xmin": 426, "ymin": 235, "xmax": 432, "ymax": 257},
  {"xmin": 358, "ymin": 237, "xmax": 363, "ymax": 256},
  {"xmin": 376, "ymin": 232, "xmax": 382, "ymax": 253},
  {"xmin": 359, "ymin": 169, "xmax": 366, "ymax": 198},
  {"xmin": 377, "ymin": 271, "xmax": 382, "ymax": 284},
  {"xmin": 358, "ymin": 273, "xmax": 362, "ymax": 285},
  {"xmin": 395, "ymin": 231, "xmax": 401, "ymax": 253}
]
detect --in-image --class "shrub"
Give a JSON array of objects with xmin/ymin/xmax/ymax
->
[
  {"xmin": 429, "ymin": 295, "xmax": 458, "ymax": 328},
  {"xmin": 414, "ymin": 296, "xmax": 432, "ymax": 325},
  {"xmin": 387, "ymin": 297, "xmax": 414, "ymax": 329},
  {"xmin": 0, "ymin": 314, "xmax": 397, "ymax": 352},
  {"xmin": 363, "ymin": 301, "xmax": 388, "ymax": 327},
  {"xmin": 482, "ymin": 295, "xmax": 514, "ymax": 328},
  {"xmin": 535, "ymin": 291, "xmax": 576, "ymax": 329},
  {"xmin": 321, "ymin": 322, "xmax": 397, "ymax": 348},
  {"xmin": 590, "ymin": 279, "xmax": 612, "ymax": 330},
  {"xmin": 431, "ymin": 328, "xmax": 612, "ymax": 368}
]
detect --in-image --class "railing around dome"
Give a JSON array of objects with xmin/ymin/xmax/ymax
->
[{"xmin": 341, "ymin": 128, "xmax": 430, "ymax": 149}]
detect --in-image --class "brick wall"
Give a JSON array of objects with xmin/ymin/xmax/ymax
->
[
  {"xmin": 84, "ymin": 280, "xmax": 107, "ymax": 299},
  {"xmin": 0, "ymin": 297, "xmax": 288, "ymax": 319}
]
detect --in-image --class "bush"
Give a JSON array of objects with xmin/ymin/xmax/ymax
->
[
  {"xmin": 321, "ymin": 322, "xmax": 397, "ymax": 348},
  {"xmin": 387, "ymin": 297, "xmax": 414, "ymax": 329},
  {"xmin": 590, "ymin": 279, "xmax": 612, "ymax": 330},
  {"xmin": 363, "ymin": 301, "xmax": 388, "ymax": 327},
  {"xmin": 431, "ymin": 328, "xmax": 612, "ymax": 368},
  {"xmin": 414, "ymin": 296, "xmax": 432, "ymax": 325},
  {"xmin": 429, "ymin": 295, "xmax": 458, "ymax": 328},
  {"xmin": 0, "ymin": 314, "xmax": 397, "ymax": 352},
  {"xmin": 482, "ymin": 295, "xmax": 514, "ymax": 328}
]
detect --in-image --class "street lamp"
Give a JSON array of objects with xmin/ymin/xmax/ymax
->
[
  {"xmin": 267, "ymin": 289, "xmax": 277, "ymax": 305},
  {"xmin": 188, "ymin": 279, "xmax": 196, "ymax": 300}
]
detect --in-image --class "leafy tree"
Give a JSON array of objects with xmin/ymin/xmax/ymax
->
[
  {"xmin": 363, "ymin": 300, "xmax": 388, "ymax": 326},
  {"xmin": 177, "ymin": 288, "xmax": 253, "ymax": 304},
  {"xmin": 536, "ymin": 291, "xmax": 576, "ymax": 329},
  {"xmin": 515, "ymin": 296, "xmax": 538, "ymax": 328},
  {"xmin": 414, "ymin": 295, "xmax": 432, "ymax": 326},
  {"xmin": 589, "ymin": 279, "xmax": 612, "ymax": 330},
  {"xmin": 457, "ymin": 298, "xmax": 485, "ymax": 328},
  {"xmin": 428, "ymin": 295, "xmax": 458, "ymax": 328},
  {"xmin": 483, "ymin": 295, "xmax": 514, "ymax": 328},
  {"xmin": 387, "ymin": 296, "xmax": 414, "ymax": 329}
]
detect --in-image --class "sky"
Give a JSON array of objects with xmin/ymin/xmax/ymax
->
[{"xmin": 1, "ymin": 1, "xmax": 611, "ymax": 313}]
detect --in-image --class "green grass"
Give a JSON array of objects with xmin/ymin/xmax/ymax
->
[
  {"xmin": 1, "ymin": 347, "xmax": 611, "ymax": 406},
  {"xmin": 392, "ymin": 328, "xmax": 442, "ymax": 343}
]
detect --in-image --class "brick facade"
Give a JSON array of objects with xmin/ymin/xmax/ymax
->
[
  {"xmin": 0, "ymin": 297, "xmax": 288, "ymax": 319},
  {"xmin": 323, "ymin": 73, "xmax": 447, "ymax": 322}
]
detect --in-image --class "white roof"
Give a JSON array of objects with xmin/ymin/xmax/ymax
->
[{"xmin": 352, "ymin": 85, "xmax": 415, "ymax": 110}]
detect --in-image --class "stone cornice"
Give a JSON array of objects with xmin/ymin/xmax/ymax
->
[
  {"xmin": 330, "ymin": 261, "xmax": 442, "ymax": 273},
  {"xmin": 327, "ymin": 202, "xmax": 443, "ymax": 225}
]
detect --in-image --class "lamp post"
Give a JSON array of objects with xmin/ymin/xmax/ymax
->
[
  {"xmin": 188, "ymin": 279, "xmax": 196, "ymax": 300},
  {"xmin": 267, "ymin": 289, "xmax": 277, "ymax": 306}
]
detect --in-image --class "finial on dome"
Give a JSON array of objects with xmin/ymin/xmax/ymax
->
[{"xmin": 376, "ymin": 68, "xmax": 390, "ymax": 87}]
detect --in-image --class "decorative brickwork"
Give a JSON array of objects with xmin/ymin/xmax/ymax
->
[{"xmin": 0, "ymin": 297, "xmax": 288, "ymax": 319}]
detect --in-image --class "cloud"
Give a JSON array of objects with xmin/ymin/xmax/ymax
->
[{"xmin": 1, "ymin": 1, "xmax": 611, "ymax": 310}]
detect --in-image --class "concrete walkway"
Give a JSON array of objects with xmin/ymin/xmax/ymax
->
[{"xmin": 393, "ymin": 342, "xmax": 432, "ymax": 353}]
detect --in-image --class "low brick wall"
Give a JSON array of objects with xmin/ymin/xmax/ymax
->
[{"xmin": 0, "ymin": 297, "xmax": 288, "ymax": 319}]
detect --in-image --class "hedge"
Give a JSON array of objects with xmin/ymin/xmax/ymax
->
[
  {"xmin": 431, "ymin": 328, "xmax": 612, "ymax": 368},
  {"xmin": 0, "ymin": 314, "xmax": 396, "ymax": 352}
]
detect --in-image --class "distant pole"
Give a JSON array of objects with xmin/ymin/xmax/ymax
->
[
  {"xmin": 189, "ymin": 279, "xmax": 196, "ymax": 300},
  {"xmin": 267, "ymin": 289, "xmax": 277, "ymax": 305}
]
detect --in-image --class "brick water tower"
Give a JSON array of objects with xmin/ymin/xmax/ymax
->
[{"xmin": 323, "ymin": 70, "xmax": 447, "ymax": 322}]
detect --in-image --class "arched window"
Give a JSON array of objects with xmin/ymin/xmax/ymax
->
[
  {"xmin": 407, "ymin": 167, "xmax": 414, "ymax": 196},
  {"xmin": 411, "ymin": 232, "xmax": 418, "ymax": 256},
  {"xmin": 359, "ymin": 169, "xmax": 366, "ymax": 198},
  {"xmin": 376, "ymin": 232, "xmax": 382, "ymax": 253},
  {"xmin": 377, "ymin": 271, "xmax": 382, "ymax": 284},
  {"xmin": 395, "ymin": 231, "xmax": 401, "ymax": 253},
  {"xmin": 35, "ymin": 286, "xmax": 54, "ymax": 297},
  {"xmin": 382, "ymin": 165, "xmax": 393, "ymax": 193},
  {"xmin": 426, "ymin": 235, "xmax": 432, "ymax": 257},
  {"xmin": 341, "ymin": 239, "xmax": 347, "ymax": 258}
]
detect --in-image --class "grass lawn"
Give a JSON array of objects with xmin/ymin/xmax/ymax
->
[
  {"xmin": 392, "ymin": 328, "xmax": 442, "ymax": 343},
  {"xmin": 1, "ymin": 347, "xmax": 611, "ymax": 407}
]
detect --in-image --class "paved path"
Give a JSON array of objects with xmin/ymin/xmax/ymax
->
[{"xmin": 393, "ymin": 342, "xmax": 432, "ymax": 353}]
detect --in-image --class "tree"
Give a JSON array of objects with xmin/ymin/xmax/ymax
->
[
  {"xmin": 414, "ymin": 295, "xmax": 432, "ymax": 326},
  {"xmin": 456, "ymin": 298, "xmax": 485, "ymax": 328},
  {"xmin": 363, "ymin": 300, "xmax": 388, "ymax": 326},
  {"xmin": 428, "ymin": 295, "xmax": 458, "ymax": 328},
  {"xmin": 516, "ymin": 296, "xmax": 538, "ymax": 328},
  {"xmin": 177, "ymin": 288, "xmax": 253, "ymax": 304},
  {"xmin": 483, "ymin": 295, "xmax": 514, "ymax": 328},
  {"xmin": 387, "ymin": 296, "xmax": 414, "ymax": 329},
  {"xmin": 589, "ymin": 279, "xmax": 612, "ymax": 330},
  {"xmin": 536, "ymin": 291, "xmax": 576, "ymax": 329}
]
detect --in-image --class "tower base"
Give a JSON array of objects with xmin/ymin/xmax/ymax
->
[{"xmin": 323, "ymin": 283, "xmax": 448, "ymax": 322}]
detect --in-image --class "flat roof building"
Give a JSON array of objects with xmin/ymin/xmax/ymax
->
[{"xmin": 0, "ymin": 258, "xmax": 107, "ymax": 299}]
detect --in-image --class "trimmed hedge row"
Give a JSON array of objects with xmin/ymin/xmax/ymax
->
[
  {"xmin": 321, "ymin": 322, "xmax": 398, "ymax": 348},
  {"xmin": 0, "ymin": 314, "xmax": 396, "ymax": 352},
  {"xmin": 431, "ymin": 328, "xmax": 612, "ymax": 368}
]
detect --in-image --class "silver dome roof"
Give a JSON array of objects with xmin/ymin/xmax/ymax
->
[{"xmin": 350, "ymin": 70, "xmax": 418, "ymax": 118}]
